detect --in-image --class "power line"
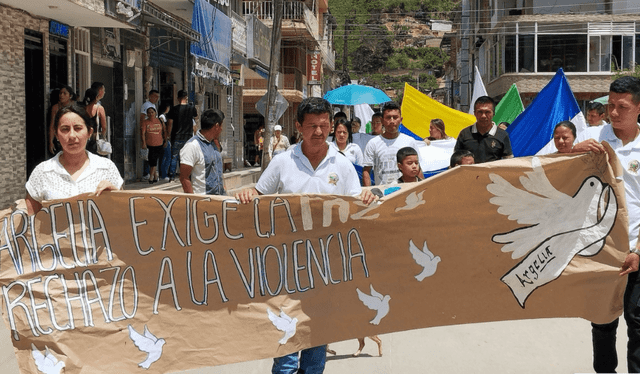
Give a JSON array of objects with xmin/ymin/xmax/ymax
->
[
  {"xmin": 331, "ymin": 14, "xmax": 640, "ymax": 34},
  {"xmin": 326, "ymin": 0, "xmax": 640, "ymax": 17}
]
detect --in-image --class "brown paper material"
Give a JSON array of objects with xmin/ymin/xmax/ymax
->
[{"xmin": 0, "ymin": 151, "xmax": 628, "ymax": 373}]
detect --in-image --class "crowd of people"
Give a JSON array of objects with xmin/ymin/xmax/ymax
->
[{"xmin": 33, "ymin": 75, "xmax": 640, "ymax": 373}]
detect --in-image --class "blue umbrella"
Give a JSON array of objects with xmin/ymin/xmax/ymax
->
[
  {"xmin": 593, "ymin": 95, "xmax": 608, "ymax": 104},
  {"xmin": 324, "ymin": 84, "xmax": 391, "ymax": 105}
]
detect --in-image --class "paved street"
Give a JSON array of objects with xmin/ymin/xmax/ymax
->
[{"xmin": 0, "ymin": 316, "xmax": 628, "ymax": 373}]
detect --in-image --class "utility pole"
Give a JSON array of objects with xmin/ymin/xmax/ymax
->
[
  {"xmin": 262, "ymin": 0, "xmax": 283, "ymax": 170},
  {"xmin": 341, "ymin": 11, "xmax": 354, "ymax": 84},
  {"xmin": 343, "ymin": 16, "xmax": 349, "ymax": 75}
]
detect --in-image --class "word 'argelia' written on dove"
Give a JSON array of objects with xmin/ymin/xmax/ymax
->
[{"xmin": 488, "ymin": 157, "xmax": 617, "ymax": 307}]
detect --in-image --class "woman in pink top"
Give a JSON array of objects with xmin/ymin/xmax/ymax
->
[{"xmin": 141, "ymin": 106, "xmax": 166, "ymax": 183}]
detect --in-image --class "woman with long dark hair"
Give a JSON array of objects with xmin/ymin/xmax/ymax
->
[
  {"xmin": 27, "ymin": 103, "xmax": 122, "ymax": 215},
  {"xmin": 48, "ymin": 85, "xmax": 76, "ymax": 154},
  {"xmin": 82, "ymin": 87, "xmax": 107, "ymax": 154}
]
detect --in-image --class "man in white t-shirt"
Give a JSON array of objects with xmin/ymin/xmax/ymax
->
[
  {"xmin": 363, "ymin": 101, "xmax": 421, "ymax": 186},
  {"xmin": 236, "ymin": 97, "xmax": 374, "ymax": 374},
  {"xmin": 573, "ymin": 76, "xmax": 640, "ymax": 373},
  {"xmin": 179, "ymin": 109, "xmax": 225, "ymax": 195},
  {"xmin": 140, "ymin": 90, "xmax": 160, "ymax": 123}
]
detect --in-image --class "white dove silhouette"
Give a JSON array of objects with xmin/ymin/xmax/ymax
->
[
  {"xmin": 487, "ymin": 157, "xmax": 606, "ymax": 259},
  {"xmin": 408, "ymin": 240, "xmax": 441, "ymax": 281},
  {"xmin": 128, "ymin": 324, "xmax": 166, "ymax": 369},
  {"xmin": 356, "ymin": 284, "xmax": 391, "ymax": 325},
  {"xmin": 267, "ymin": 308, "xmax": 298, "ymax": 344},
  {"xmin": 31, "ymin": 344, "xmax": 65, "ymax": 374},
  {"xmin": 395, "ymin": 190, "xmax": 426, "ymax": 212}
]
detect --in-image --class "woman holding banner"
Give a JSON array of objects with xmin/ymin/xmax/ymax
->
[
  {"xmin": 553, "ymin": 121, "xmax": 576, "ymax": 154},
  {"xmin": 25, "ymin": 103, "xmax": 123, "ymax": 215}
]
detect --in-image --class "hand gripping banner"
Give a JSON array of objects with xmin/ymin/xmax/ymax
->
[{"xmin": 0, "ymin": 150, "xmax": 628, "ymax": 373}]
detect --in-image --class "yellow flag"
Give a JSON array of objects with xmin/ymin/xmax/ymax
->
[{"xmin": 401, "ymin": 83, "xmax": 477, "ymax": 139}]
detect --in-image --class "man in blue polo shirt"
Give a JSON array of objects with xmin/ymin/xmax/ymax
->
[
  {"xmin": 454, "ymin": 95, "xmax": 513, "ymax": 163},
  {"xmin": 179, "ymin": 109, "xmax": 225, "ymax": 195}
]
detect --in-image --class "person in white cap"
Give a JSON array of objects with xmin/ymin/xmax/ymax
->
[{"xmin": 269, "ymin": 124, "xmax": 290, "ymax": 158}]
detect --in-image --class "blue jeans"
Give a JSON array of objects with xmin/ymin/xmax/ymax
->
[
  {"xmin": 159, "ymin": 141, "xmax": 172, "ymax": 179},
  {"xmin": 272, "ymin": 345, "xmax": 326, "ymax": 374},
  {"xmin": 169, "ymin": 139, "xmax": 187, "ymax": 178},
  {"xmin": 592, "ymin": 270, "xmax": 640, "ymax": 373}
]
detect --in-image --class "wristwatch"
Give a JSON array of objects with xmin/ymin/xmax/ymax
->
[{"xmin": 631, "ymin": 247, "xmax": 640, "ymax": 256}]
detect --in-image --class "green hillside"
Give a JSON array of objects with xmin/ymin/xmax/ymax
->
[{"xmin": 328, "ymin": 0, "xmax": 458, "ymax": 97}]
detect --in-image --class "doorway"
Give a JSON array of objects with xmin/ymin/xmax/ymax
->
[
  {"xmin": 49, "ymin": 36, "xmax": 68, "ymax": 93},
  {"xmin": 25, "ymin": 30, "xmax": 45, "ymax": 176}
]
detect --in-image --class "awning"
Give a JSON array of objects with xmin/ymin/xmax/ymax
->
[
  {"xmin": 243, "ymin": 89, "xmax": 305, "ymax": 103},
  {"xmin": 190, "ymin": 0, "xmax": 232, "ymax": 85},
  {"xmin": 194, "ymin": 57, "xmax": 232, "ymax": 86},
  {"xmin": 1, "ymin": 0, "xmax": 134, "ymax": 28},
  {"xmin": 252, "ymin": 65, "xmax": 270, "ymax": 80},
  {"xmin": 142, "ymin": 1, "xmax": 200, "ymax": 42}
]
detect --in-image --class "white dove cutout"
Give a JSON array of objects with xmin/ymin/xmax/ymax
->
[
  {"xmin": 31, "ymin": 344, "xmax": 65, "ymax": 374},
  {"xmin": 408, "ymin": 240, "xmax": 441, "ymax": 281},
  {"xmin": 395, "ymin": 190, "xmax": 426, "ymax": 212},
  {"xmin": 128, "ymin": 324, "xmax": 166, "ymax": 369},
  {"xmin": 356, "ymin": 284, "xmax": 391, "ymax": 325},
  {"xmin": 267, "ymin": 308, "xmax": 298, "ymax": 345},
  {"xmin": 487, "ymin": 157, "xmax": 608, "ymax": 259}
]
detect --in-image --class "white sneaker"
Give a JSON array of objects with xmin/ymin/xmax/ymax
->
[
  {"xmin": 142, "ymin": 175, "xmax": 150, "ymax": 181},
  {"xmin": 162, "ymin": 177, "xmax": 170, "ymax": 182},
  {"xmin": 254, "ymin": 163, "xmax": 260, "ymax": 167}
]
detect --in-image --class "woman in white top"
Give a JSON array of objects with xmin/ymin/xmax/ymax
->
[
  {"xmin": 331, "ymin": 118, "xmax": 364, "ymax": 165},
  {"xmin": 26, "ymin": 104, "xmax": 123, "ymax": 215}
]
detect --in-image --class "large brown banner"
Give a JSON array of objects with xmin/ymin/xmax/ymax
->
[{"xmin": 0, "ymin": 151, "xmax": 628, "ymax": 373}]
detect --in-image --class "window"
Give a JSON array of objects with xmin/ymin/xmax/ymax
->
[
  {"xmin": 537, "ymin": 35, "xmax": 587, "ymax": 72},
  {"xmin": 636, "ymin": 35, "xmax": 640, "ymax": 69},
  {"xmin": 518, "ymin": 35, "xmax": 534, "ymax": 72},
  {"xmin": 505, "ymin": 35, "xmax": 516, "ymax": 73},
  {"xmin": 74, "ymin": 27, "xmax": 90, "ymax": 95}
]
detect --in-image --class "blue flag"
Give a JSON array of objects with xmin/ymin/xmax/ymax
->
[{"xmin": 506, "ymin": 69, "xmax": 583, "ymax": 157}]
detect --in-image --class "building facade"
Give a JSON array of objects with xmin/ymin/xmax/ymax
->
[
  {"xmin": 241, "ymin": 0, "xmax": 336, "ymax": 160},
  {"xmin": 0, "ymin": 0, "xmax": 337, "ymax": 209},
  {"xmin": 445, "ymin": 0, "xmax": 640, "ymax": 111},
  {"xmin": 0, "ymin": 0, "xmax": 147, "ymax": 208}
]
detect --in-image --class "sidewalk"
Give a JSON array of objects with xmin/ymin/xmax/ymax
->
[{"xmin": 123, "ymin": 166, "xmax": 262, "ymax": 196}]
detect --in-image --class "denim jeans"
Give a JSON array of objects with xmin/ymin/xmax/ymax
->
[
  {"xmin": 159, "ymin": 141, "xmax": 172, "ymax": 179},
  {"xmin": 592, "ymin": 270, "xmax": 640, "ymax": 373},
  {"xmin": 169, "ymin": 139, "xmax": 187, "ymax": 178},
  {"xmin": 272, "ymin": 345, "xmax": 326, "ymax": 374}
]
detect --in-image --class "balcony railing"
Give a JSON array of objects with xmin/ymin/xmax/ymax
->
[
  {"xmin": 243, "ymin": 1, "xmax": 319, "ymax": 40},
  {"xmin": 243, "ymin": 1, "xmax": 305, "ymax": 21},
  {"xmin": 282, "ymin": 70, "xmax": 305, "ymax": 91}
]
